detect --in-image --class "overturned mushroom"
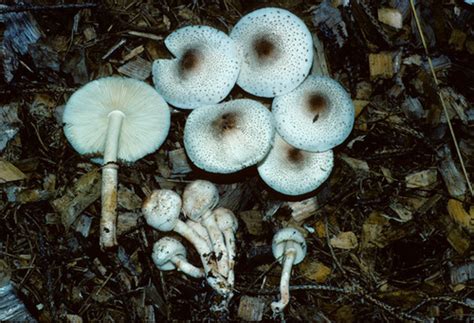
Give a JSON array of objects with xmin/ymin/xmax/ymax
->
[
  {"xmin": 182, "ymin": 180, "xmax": 229, "ymax": 279},
  {"xmin": 184, "ymin": 99, "xmax": 275, "ymax": 173},
  {"xmin": 63, "ymin": 77, "xmax": 170, "ymax": 249},
  {"xmin": 257, "ymin": 133, "xmax": 333, "ymax": 196},
  {"xmin": 230, "ymin": 7, "xmax": 313, "ymax": 97},
  {"xmin": 152, "ymin": 237, "xmax": 204, "ymax": 279},
  {"xmin": 272, "ymin": 75, "xmax": 354, "ymax": 152},
  {"xmin": 153, "ymin": 25, "xmax": 241, "ymax": 109},
  {"xmin": 271, "ymin": 228, "xmax": 307, "ymax": 313},
  {"xmin": 143, "ymin": 189, "xmax": 230, "ymax": 295}
]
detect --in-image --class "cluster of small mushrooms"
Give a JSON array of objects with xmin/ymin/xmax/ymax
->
[{"xmin": 61, "ymin": 7, "xmax": 355, "ymax": 314}]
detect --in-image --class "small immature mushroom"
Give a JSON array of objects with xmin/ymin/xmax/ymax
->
[
  {"xmin": 272, "ymin": 75, "xmax": 355, "ymax": 152},
  {"xmin": 184, "ymin": 99, "xmax": 274, "ymax": 173},
  {"xmin": 152, "ymin": 237, "xmax": 204, "ymax": 278},
  {"xmin": 257, "ymin": 134, "xmax": 333, "ymax": 196},
  {"xmin": 143, "ymin": 189, "xmax": 230, "ymax": 295},
  {"xmin": 271, "ymin": 228, "xmax": 307, "ymax": 313},
  {"xmin": 152, "ymin": 25, "xmax": 241, "ymax": 109},
  {"xmin": 214, "ymin": 207, "xmax": 239, "ymax": 287},
  {"xmin": 230, "ymin": 7, "xmax": 313, "ymax": 97},
  {"xmin": 63, "ymin": 77, "xmax": 170, "ymax": 249},
  {"xmin": 182, "ymin": 180, "xmax": 229, "ymax": 278}
]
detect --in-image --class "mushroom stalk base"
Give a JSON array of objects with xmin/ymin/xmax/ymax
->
[
  {"xmin": 172, "ymin": 255, "xmax": 205, "ymax": 278},
  {"xmin": 202, "ymin": 211, "xmax": 229, "ymax": 278},
  {"xmin": 222, "ymin": 230, "xmax": 236, "ymax": 287},
  {"xmin": 100, "ymin": 110, "xmax": 125, "ymax": 249},
  {"xmin": 174, "ymin": 221, "xmax": 230, "ymax": 295},
  {"xmin": 271, "ymin": 242, "xmax": 297, "ymax": 314}
]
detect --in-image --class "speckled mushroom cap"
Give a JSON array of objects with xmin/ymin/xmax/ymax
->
[
  {"xmin": 230, "ymin": 7, "xmax": 313, "ymax": 97},
  {"xmin": 182, "ymin": 180, "xmax": 219, "ymax": 222},
  {"xmin": 152, "ymin": 237, "xmax": 186, "ymax": 271},
  {"xmin": 272, "ymin": 228, "xmax": 307, "ymax": 265},
  {"xmin": 272, "ymin": 75, "xmax": 354, "ymax": 152},
  {"xmin": 152, "ymin": 25, "xmax": 241, "ymax": 109},
  {"xmin": 142, "ymin": 189, "xmax": 182, "ymax": 232},
  {"xmin": 63, "ymin": 77, "xmax": 171, "ymax": 162},
  {"xmin": 257, "ymin": 133, "xmax": 333, "ymax": 196},
  {"xmin": 184, "ymin": 99, "xmax": 275, "ymax": 173}
]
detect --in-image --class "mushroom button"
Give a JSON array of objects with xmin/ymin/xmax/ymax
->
[
  {"xmin": 184, "ymin": 99, "xmax": 275, "ymax": 174},
  {"xmin": 230, "ymin": 7, "xmax": 313, "ymax": 97},
  {"xmin": 272, "ymin": 75, "xmax": 355, "ymax": 152},
  {"xmin": 152, "ymin": 237, "xmax": 204, "ymax": 279},
  {"xmin": 152, "ymin": 25, "xmax": 241, "ymax": 109},
  {"xmin": 257, "ymin": 133, "xmax": 333, "ymax": 196},
  {"xmin": 63, "ymin": 77, "xmax": 170, "ymax": 249}
]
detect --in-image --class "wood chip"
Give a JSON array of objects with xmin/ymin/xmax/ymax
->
[
  {"xmin": 405, "ymin": 169, "xmax": 437, "ymax": 188},
  {"xmin": 377, "ymin": 8, "xmax": 403, "ymax": 29},
  {"xmin": 117, "ymin": 56, "xmax": 151, "ymax": 80},
  {"xmin": 369, "ymin": 52, "xmax": 394, "ymax": 79},
  {"xmin": 447, "ymin": 199, "xmax": 473, "ymax": 233},
  {"xmin": 287, "ymin": 196, "xmax": 318, "ymax": 222},
  {"xmin": 168, "ymin": 148, "xmax": 192, "ymax": 175},
  {"xmin": 448, "ymin": 29, "xmax": 467, "ymax": 51},
  {"xmin": 240, "ymin": 210, "xmax": 266, "ymax": 236},
  {"xmin": 237, "ymin": 296, "xmax": 265, "ymax": 321}
]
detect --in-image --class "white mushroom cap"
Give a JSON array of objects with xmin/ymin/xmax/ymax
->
[
  {"xmin": 63, "ymin": 77, "xmax": 171, "ymax": 162},
  {"xmin": 142, "ymin": 189, "xmax": 182, "ymax": 232},
  {"xmin": 184, "ymin": 99, "xmax": 275, "ymax": 173},
  {"xmin": 272, "ymin": 75, "xmax": 354, "ymax": 152},
  {"xmin": 152, "ymin": 237, "xmax": 187, "ymax": 271},
  {"xmin": 272, "ymin": 228, "xmax": 307, "ymax": 265},
  {"xmin": 152, "ymin": 25, "xmax": 241, "ymax": 109},
  {"xmin": 214, "ymin": 208, "xmax": 238, "ymax": 233},
  {"xmin": 230, "ymin": 7, "xmax": 313, "ymax": 97},
  {"xmin": 257, "ymin": 133, "xmax": 333, "ymax": 196},
  {"xmin": 182, "ymin": 180, "xmax": 219, "ymax": 222}
]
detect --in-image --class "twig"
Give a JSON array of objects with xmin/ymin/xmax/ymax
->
[
  {"xmin": 409, "ymin": 295, "xmax": 474, "ymax": 313},
  {"xmin": 409, "ymin": 0, "xmax": 473, "ymax": 197},
  {"xmin": 0, "ymin": 3, "xmax": 98, "ymax": 15},
  {"xmin": 247, "ymin": 283, "xmax": 432, "ymax": 322}
]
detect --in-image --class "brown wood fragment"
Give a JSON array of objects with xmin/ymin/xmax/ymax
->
[
  {"xmin": 377, "ymin": 8, "xmax": 403, "ymax": 29},
  {"xmin": 447, "ymin": 199, "xmax": 473, "ymax": 233},
  {"xmin": 117, "ymin": 56, "xmax": 151, "ymax": 80},
  {"xmin": 168, "ymin": 148, "xmax": 192, "ymax": 175},
  {"xmin": 369, "ymin": 52, "xmax": 394, "ymax": 79},
  {"xmin": 237, "ymin": 296, "xmax": 265, "ymax": 321},
  {"xmin": 287, "ymin": 196, "xmax": 318, "ymax": 222}
]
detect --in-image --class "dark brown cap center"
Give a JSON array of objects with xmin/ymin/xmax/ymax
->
[
  {"xmin": 212, "ymin": 112, "xmax": 238, "ymax": 136},
  {"xmin": 287, "ymin": 147, "xmax": 304, "ymax": 164},
  {"xmin": 179, "ymin": 48, "xmax": 201, "ymax": 75},
  {"xmin": 253, "ymin": 37, "xmax": 275, "ymax": 60},
  {"xmin": 307, "ymin": 93, "xmax": 327, "ymax": 123}
]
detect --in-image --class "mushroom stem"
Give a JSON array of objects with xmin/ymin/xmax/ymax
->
[
  {"xmin": 222, "ymin": 229, "xmax": 236, "ymax": 287},
  {"xmin": 172, "ymin": 255, "xmax": 205, "ymax": 278},
  {"xmin": 201, "ymin": 211, "xmax": 229, "ymax": 278},
  {"xmin": 174, "ymin": 220, "xmax": 230, "ymax": 295},
  {"xmin": 100, "ymin": 110, "xmax": 125, "ymax": 249},
  {"xmin": 186, "ymin": 219, "xmax": 213, "ymax": 250},
  {"xmin": 271, "ymin": 241, "xmax": 297, "ymax": 314}
]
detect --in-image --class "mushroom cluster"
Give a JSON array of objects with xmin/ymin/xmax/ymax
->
[
  {"xmin": 151, "ymin": 7, "xmax": 355, "ymax": 196},
  {"xmin": 142, "ymin": 180, "xmax": 238, "ymax": 298}
]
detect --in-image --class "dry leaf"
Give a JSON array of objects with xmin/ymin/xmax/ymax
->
[
  {"xmin": 299, "ymin": 260, "xmax": 332, "ymax": 282},
  {"xmin": 0, "ymin": 159, "xmax": 26, "ymax": 183},
  {"xmin": 447, "ymin": 199, "xmax": 474, "ymax": 233},
  {"xmin": 330, "ymin": 231, "xmax": 358, "ymax": 249}
]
